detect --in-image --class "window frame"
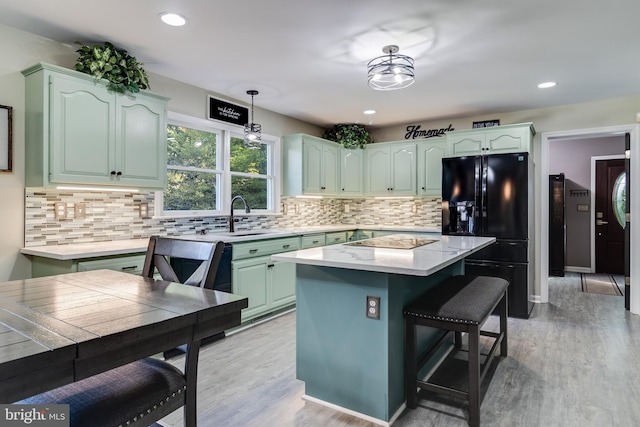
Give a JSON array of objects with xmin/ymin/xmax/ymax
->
[{"xmin": 155, "ymin": 111, "xmax": 281, "ymax": 218}]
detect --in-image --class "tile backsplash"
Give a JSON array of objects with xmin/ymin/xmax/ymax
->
[{"xmin": 24, "ymin": 188, "xmax": 442, "ymax": 247}]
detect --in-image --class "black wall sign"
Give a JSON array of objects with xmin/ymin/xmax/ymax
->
[
  {"xmin": 472, "ymin": 119, "xmax": 500, "ymax": 128},
  {"xmin": 208, "ymin": 96, "xmax": 248, "ymax": 126},
  {"xmin": 405, "ymin": 124, "xmax": 454, "ymax": 140}
]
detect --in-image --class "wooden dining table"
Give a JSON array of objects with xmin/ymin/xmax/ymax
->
[{"xmin": 0, "ymin": 269, "xmax": 248, "ymax": 403}]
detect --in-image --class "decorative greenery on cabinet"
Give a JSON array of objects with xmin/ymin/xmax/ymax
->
[
  {"xmin": 323, "ymin": 123, "xmax": 372, "ymax": 149},
  {"xmin": 75, "ymin": 41, "xmax": 150, "ymax": 94}
]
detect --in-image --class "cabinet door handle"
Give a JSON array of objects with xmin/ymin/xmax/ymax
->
[
  {"xmin": 110, "ymin": 171, "xmax": 117, "ymax": 175},
  {"xmin": 422, "ymin": 187, "xmax": 426, "ymax": 190},
  {"xmin": 121, "ymin": 265, "xmax": 138, "ymax": 271},
  {"xmin": 267, "ymin": 264, "xmax": 275, "ymax": 268},
  {"xmin": 249, "ymin": 249, "xmax": 258, "ymax": 254},
  {"xmin": 116, "ymin": 171, "xmax": 122, "ymax": 176}
]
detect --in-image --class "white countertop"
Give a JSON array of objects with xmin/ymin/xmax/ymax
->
[
  {"xmin": 271, "ymin": 234, "xmax": 495, "ymax": 276},
  {"xmin": 20, "ymin": 239, "xmax": 152, "ymax": 260},
  {"xmin": 20, "ymin": 225, "xmax": 441, "ymax": 260}
]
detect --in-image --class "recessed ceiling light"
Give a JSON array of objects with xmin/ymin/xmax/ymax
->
[
  {"xmin": 363, "ymin": 110, "xmax": 376, "ymax": 115},
  {"xmin": 159, "ymin": 13, "xmax": 187, "ymax": 26},
  {"xmin": 537, "ymin": 81, "xmax": 557, "ymax": 89}
]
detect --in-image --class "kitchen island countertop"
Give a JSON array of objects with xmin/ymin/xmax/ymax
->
[{"xmin": 272, "ymin": 234, "xmax": 495, "ymax": 276}]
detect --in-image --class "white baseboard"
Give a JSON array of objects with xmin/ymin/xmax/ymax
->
[
  {"xmin": 301, "ymin": 394, "xmax": 405, "ymax": 426},
  {"xmin": 564, "ymin": 266, "xmax": 592, "ymax": 274}
]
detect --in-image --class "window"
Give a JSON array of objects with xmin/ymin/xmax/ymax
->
[
  {"xmin": 612, "ymin": 171, "xmax": 626, "ymax": 228},
  {"xmin": 157, "ymin": 112, "xmax": 280, "ymax": 216}
]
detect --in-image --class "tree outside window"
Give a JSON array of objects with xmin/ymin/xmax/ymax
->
[{"xmin": 160, "ymin": 114, "xmax": 278, "ymax": 216}]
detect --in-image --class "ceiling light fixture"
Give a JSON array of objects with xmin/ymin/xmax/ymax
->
[
  {"xmin": 367, "ymin": 45, "xmax": 415, "ymax": 91},
  {"xmin": 537, "ymin": 81, "xmax": 557, "ymax": 89},
  {"xmin": 363, "ymin": 110, "xmax": 376, "ymax": 115},
  {"xmin": 159, "ymin": 13, "xmax": 187, "ymax": 27},
  {"xmin": 244, "ymin": 90, "xmax": 262, "ymax": 149}
]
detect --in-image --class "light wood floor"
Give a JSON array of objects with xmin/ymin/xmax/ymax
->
[{"xmin": 160, "ymin": 272, "xmax": 640, "ymax": 426}]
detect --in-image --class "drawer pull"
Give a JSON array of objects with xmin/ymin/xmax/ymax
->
[
  {"xmin": 249, "ymin": 249, "xmax": 258, "ymax": 254},
  {"xmin": 282, "ymin": 244, "xmax": 290, "ymax": 249},
  {"xmin": 312, "ymin": 240, "xmax": 319, "ymax": 244},
  {"xmin": 121, "ymin": 265, "xmax": 138, "ymax": 271}
]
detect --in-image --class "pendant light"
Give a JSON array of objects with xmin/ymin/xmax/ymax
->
[
  {"xmin": 244, "ymin": 90, "xmax": 262, "ymax": 149},
  {"xmin": 367, "ymin": 45, "xmax": 415, "ymax": 91}
]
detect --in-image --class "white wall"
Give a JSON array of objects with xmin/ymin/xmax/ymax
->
[{"xmin": 0, "ymin": 24, "xmax": 77, "ymax": 281}]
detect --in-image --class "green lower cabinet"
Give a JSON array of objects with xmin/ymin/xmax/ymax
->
[
  {"xmin": 31, "ymin": 253, "xmax": 147, "ymax": 277},
  {"xmin": 232, "ymin": 255, "xmax": 296, "ymax": 322},
  {"xmin": 325, "ymin": 231, "xmax": 347, "ymax": 245},
  {"xmin": 270, "ymin": 260, "xmax": 297, "ymax": 307},
  {"xmin": 348, "ymin": 230, "xmax": 373, "ymax": 241}
]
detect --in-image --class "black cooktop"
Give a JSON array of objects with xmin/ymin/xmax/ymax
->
[{"xmin": 345, "ymin": 236, "xmax": 437, "ymax": 249}]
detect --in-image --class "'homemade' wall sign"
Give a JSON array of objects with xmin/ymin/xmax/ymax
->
[
  {"xmin": 472, "ymin": 119, "xmax": 500, "ymax": 128},
  {"xmin": 405, "ymin": 124, "xmax": 454, "ymax": 140},
  {"xmin": 208, "ymin": 96, "xmax": 249, "ymax": 126}
]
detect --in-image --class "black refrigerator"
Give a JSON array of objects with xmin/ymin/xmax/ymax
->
[{"xmin": 442, "ymin": 152, "xmax": 534, "ymax": 318}]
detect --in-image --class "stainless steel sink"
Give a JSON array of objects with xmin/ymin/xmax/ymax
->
[{"xmin": 207, "ymin": 230, "xmax": 278, "ymax": 238}]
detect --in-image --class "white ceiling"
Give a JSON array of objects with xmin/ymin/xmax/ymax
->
[{"xmin": 1, "ymin": 0, "xmax": 639, "ymax": 129}]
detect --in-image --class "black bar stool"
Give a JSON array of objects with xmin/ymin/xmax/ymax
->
[{"xmin": 404, "ymin": 275, "xmax": 508, "ymax": 427}]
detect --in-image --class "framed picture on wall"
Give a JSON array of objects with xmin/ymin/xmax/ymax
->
[{"xmin": 0, "ymin": 105, "xmax": 12, "ymax": 172}]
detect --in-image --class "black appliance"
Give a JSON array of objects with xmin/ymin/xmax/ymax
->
[
  {"xmin": 442, "ymin": 153, "xmax": 534, "ymax": 318},
  {"xmin": 549, "ymin": 174, "xmax": 565, "ymax": 276}
]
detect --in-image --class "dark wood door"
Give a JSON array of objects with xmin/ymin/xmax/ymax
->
[{"xmin": 595, "ymin": 158, "xmax": 625, "ymax": 274}]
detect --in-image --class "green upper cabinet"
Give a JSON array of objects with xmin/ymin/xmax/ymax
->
[
  {"xmin": 416, "ymin": 137, "xmax": 447, "ymax": 197},
  {"xmin": 365, "ymin": 142, "xmax": 417, "ymax": 196},
  {"xmin": 22, "ymin": 63, "xmax": 168, "ymax": 189},
  {"xmin": 283, "ymin": 134, "xmax": 339, "ymax": 197},
  {"xmin": 340, "ymin": 147, "xmax": 365, "ymax": 197},
  {"xmin": 446, "ymin": 123, "xmax": 535, "ymax": 157}
]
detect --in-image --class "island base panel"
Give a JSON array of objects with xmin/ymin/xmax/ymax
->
[{"xmin": 295, "ymin": 262, "xmax": 464, "ymax": 422}]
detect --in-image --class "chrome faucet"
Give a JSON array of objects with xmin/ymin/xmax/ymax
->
[{"xmin": 229, "ymin": 195, "xmax": 251, "ymax": 233}]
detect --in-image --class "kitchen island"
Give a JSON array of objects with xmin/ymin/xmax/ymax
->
[{"xmin": 272, "ymin": 234, "xmax": 495, "ymax": 426}]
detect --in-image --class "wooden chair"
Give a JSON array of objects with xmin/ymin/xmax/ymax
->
[
  {"xmin": 17, "ymin": 236, "xmax": 226, "ymax": 427},
  {"xmin": 143, "ymin": 235, "xmax": 225, "ymax": 289}
]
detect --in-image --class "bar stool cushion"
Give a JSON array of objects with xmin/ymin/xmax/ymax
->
[
  {"xmin": 17, "ymin": 357, "xmax": 186, "ymax": 427},
  {"xmin": 404, "ymin": 275, "xmax": 509, "ymax": 325}
]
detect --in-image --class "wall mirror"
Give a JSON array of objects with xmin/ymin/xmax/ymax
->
[{"xmin": 0, "ymin": 105, "xmax": 12, "ymax": 172}]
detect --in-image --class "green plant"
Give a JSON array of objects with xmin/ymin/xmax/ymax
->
[
  {"xmin": 322, "ymin": 123, "xmax": 372, "ymax": 149},
  {"xmin": 74, "ymin": 41, "xmax": 150, "ymax": 94}
]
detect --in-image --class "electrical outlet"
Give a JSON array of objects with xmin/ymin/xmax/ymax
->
[
  {"xmin": 139, "ymin": 202, "xmax": 149, "ymax": 218},
  {"xmin": 366, "ymin": 295, "xmax": 380, "ymax": 320},
  {"xmin": 54, "ymin": 202, "xmax": 67, "ymax": 220},
  {"xmin": 344, "ymin": 204, "xmax": 350, "ymax": 213},
  {"xmin": 74, "ymin": 202, "xmax": 87, "ymax": 219}
]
